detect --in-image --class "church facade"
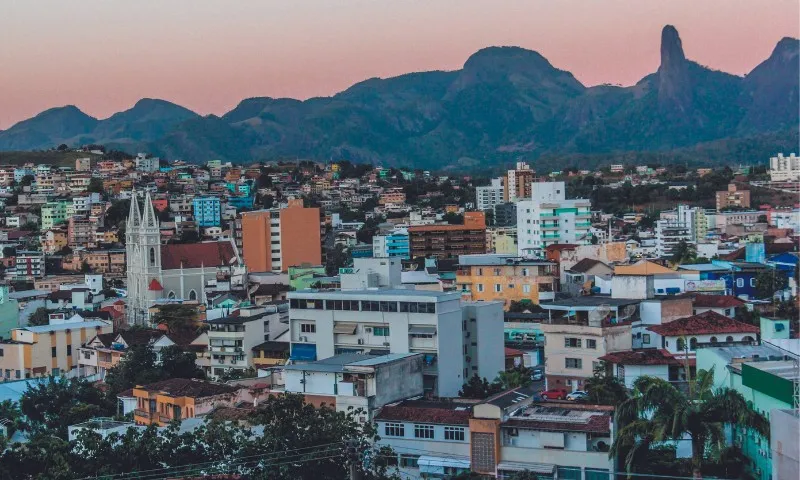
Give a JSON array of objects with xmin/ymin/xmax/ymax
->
[{"xmin": 125, "ymin": 191, "xmax": 245, "ymax": 325}]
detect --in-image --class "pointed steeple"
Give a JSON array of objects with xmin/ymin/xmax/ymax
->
[
  {"xmin": 127, "ymin": 189, "xmax": 141, "ymax": 228},
  {"xmin": 142, "ymin": 190, "xmax": 159, "ymax": 228}
]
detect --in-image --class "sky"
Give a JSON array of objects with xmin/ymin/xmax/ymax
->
[{"xmin": 0, "ymin": 0, "xmax": 797, "ymax": 129}]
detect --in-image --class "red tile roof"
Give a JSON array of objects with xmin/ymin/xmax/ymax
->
[
  {"xmin": 544, "ymin": 244, "xmax": 578, "ymax": 252},
  {"xmin": 135, "ymin": 378, "xmax": 238, "ymax": 398},
  {"xmin": 599, "ymin": 349, "xmax": 680, "ymax": 366},
  {"xmin": 161, "ymin": 241, "xmax": 237, "ymax": 270},
  {"xmin": 375, "ymin": 403, "xmax": 472, "ymax": 426},
  {"xmin": 647, "ymin": 311, "xmax": 759, "ymax": 336},
  {"xmin": 691, "ymin": 294, "xmax": 745, "ymax": 309}
]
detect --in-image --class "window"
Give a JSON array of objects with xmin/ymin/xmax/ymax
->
[
  {"xmin": 749, "ymin": 278, "xmax": 756, "ymax": 287},
  {"xmin": 66, "ymin": 345, "xmax": 72, "ymax": 356},
  {"xmin": 400, "ymin": 455, "xmax": 420, "ymax": 468},
  {"xmin": 736, "ymin": 278, "xmax": 744, "ymax": 288},
  {"xmin": 710, "ymin": 336, "xmax": 718, "ymax": 343},
  {"xmin": 689, "ymin": 338, "xmax": 697, "ymax": 350},
  {"xmin": 522, "ymin": 284, "xmax": 531, "ymax": 293},
  {"xmin": 677, "ymin": 337, "xmax": 686, "ymax": 351},
  {"xmin": 565, "ymin": 358, "xmax": 582, "ymax": 369},
  {"xmin": 493, "ymin": 268, "xmax": 501, "ymax": 276},
  {"xmin": 444, "ymin": 426, "xmax": 465, "ymax": 441},
  {"xmin": 477, "ymin": 284, "xmax": 484, "ymax": 293},
  {"xmin": 188, "ymin": 290, "xmax": 198, "ymax": 301},
  {"xmin": 476, "ymin": 268, "xmax": 483, "ymax": 276},
  {"xmin": 564, "ymin": 338, "xmax": 582, "ymax": 348},
  {"xmin": 373, "ymin": 327, "xmax": 390, "ymax": 337},
  {"xmin": 592, "ymin": 361, "xmax": 600, "ymax": 372},
  {"xmin": 51, "ymin": 346, "xmax": 57, "ymax": 358},
  {"xmin": 300, "ymin": 323, "xmax": 316, "ymax": 333},
  {"xmin": 0, "ymin": 349, "xmax": 3, "ymax": 357},
  {"xmin": 149, "ymin": 247, "xmax": 156, "ymax": 266},
  {"xmin": 414, "ymin": 425, "xmax": 435, "ymax": 439},
  {"xmin": 585, "ymin": 339, "xmax": 597, "ymax": 349},
  {"xmin": 494, "ymin": 284, "xmax": 502, "ymax": 293},
  {"xmin": 521, "ymin": 268, "xmax": 529, "ymax": 277},
  {"xmin": 726, "ymin": 336, "xmax": 734, "ymax": 343},
  {"xmin": 642, "ymin": 334, "xmax": 651, "ymax": 345},
  {"xmin": 384, "ymin": 423, "xmax": 405, "ymax": 437}
]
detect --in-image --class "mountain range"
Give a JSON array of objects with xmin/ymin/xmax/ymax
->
[{"xmin": 1, "ymin": 25, "xmax": 797, "ymax": 170}]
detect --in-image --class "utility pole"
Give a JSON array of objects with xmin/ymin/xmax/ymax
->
[{"xmin": 347, "ymin": 439, "xmax": 362, "ymax": 480}]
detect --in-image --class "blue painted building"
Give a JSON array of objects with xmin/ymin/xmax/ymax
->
[
  {"xmin": 373, "ymin": 229, "xmax": 410, "ymax": 259},
  {"xmin": 192, "ymin": 196, "xmax": 221, "ymax": 227}
]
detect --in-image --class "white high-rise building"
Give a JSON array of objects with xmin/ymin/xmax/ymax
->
[
  {"xmin": 516, "ymin": 182, "xmax": 592, "ymax": 256},
  {"xmin": 476, "ymin": 178, "xmax": 504, "ymax": 211},
  {"xmin": 769, "ymin": 153, "xmax": 800, "ymax": 181},
  {"xmin": 287, "ymin": 289, "xmax": 504, "ymax": 397}
]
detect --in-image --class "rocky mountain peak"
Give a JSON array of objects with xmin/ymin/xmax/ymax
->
[{"xmin": 657, "ymin": 25, "xmax": 691, "ymax": 112}]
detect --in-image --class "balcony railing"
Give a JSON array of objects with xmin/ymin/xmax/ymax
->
[{"xmin": 134, "ymin": 409, "xmax": 150, "ymax": 418}]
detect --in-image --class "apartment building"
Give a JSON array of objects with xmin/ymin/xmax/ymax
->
[
  {"xmin": 239, "ymin": 199, "xmax": 322, "ymax": 273},
  {"xmin": 192, "ymin": 196, "xmax": 221, "ymax": 227},
  {"xmin": 372, "ymin": 228, "xmax": 410, "ymax": 259},
  {"xmin": 0, "ymin": 318, "xmax": 112, "ymax": 380},
  {"xmin": 408, "ymin": 212, "xmax": 487, "ymax": 260},
  {"xmin": 716, "ymin": 183, "xmax": 751, "ymax": 210},
  {"xmin": 14, "ymin": 251, "xmax": 45, "ymax": 280},
  {"xmin": 77, "ymin": 329, "xmax": 169, "ymax": 378},
  {"xmin": 207, "ymin": 310, "xmax": 277, "ymax": 379},
  {"xmin": 456, "ymin": 254, "xmax": 557, "ymax": 307},
  {"xmin": 493, "ymin": 203, "xmax": 517, "ymax": 227},
  {"xmin": 769, "ymin": 153, "xmax": 800, "ymax": 181},
  {"xmin": 379, "ymin": 188, "xmax": 406, "ymax": 206},
  {"xmin": 476, "ymin": 178, "xmax": 504, "ymax": 211},
  {"xmin": 517, "ymin": 182, "xmax": 592, "ymax": 255},
  {"xmin": 539, "ymin": 297, "xmax": 636, "ymax": 391},
  {"xmin": 504, "ymin": 162, "xmax": 535, "ymax": 202},
  {"xmin": 40, "ymin": 229, "xmax": 68, "ymax": 254},
  {"xmin": 487, "ymin": 227, "xmax": 518, "ymax": 255},
  {"xmin": 288, "ymin": 289, "xmax": 503, "ymax": 397},
  {"xmin": 41, "ymin": 201, "xmax": 69, "ymax": 230},
  {"xmin": 132, "ymin": 378, "xmax": 239, "ymax": 426}
]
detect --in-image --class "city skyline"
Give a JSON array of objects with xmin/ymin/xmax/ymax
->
[{"xmin": 0, "ymin": 0, "xmax": 797, "ymax": 128}]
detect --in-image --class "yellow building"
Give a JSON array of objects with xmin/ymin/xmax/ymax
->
[
  {"xmin": 0, "ymin": 318, "xmax": 112, "ymax": 380},
  {"xmin": 132, "ymin": 378, "xmax": 239, "ymax": 426},
  {"xmin": 456, "ymin": 254, "xmax": 557, "ymax": 308}
]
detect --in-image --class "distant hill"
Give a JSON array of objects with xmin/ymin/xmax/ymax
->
[
  {"xmin": 0, "ymin": 26, "xmax": 797, "ymax": 170},
  {"xmin": 0, "ymin": 150, "xmax": 102, "ymax": 167}
]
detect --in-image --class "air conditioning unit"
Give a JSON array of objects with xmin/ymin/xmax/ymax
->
[
  {"xmin": 299, "ymin": 336, "xmax": 308, "ymax": 342},
  {"xmin": 382, "ymin": 342, "xmax": 390, "ymax": 346},
  {"xmin": 358, "ymin": 339, "xmax": 365, "ymax": 345}
]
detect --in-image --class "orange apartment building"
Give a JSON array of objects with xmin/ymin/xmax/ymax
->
[
  {"xmin": 408, "ymin": 212, "xmax": 487, "ymax": 259},
  {"xmin": 132, "ymin": 378, "xmax": 239, "ymax": 426},
  {"xmin": 239, "ymin": 199, "xmax": 322, "ymax": 273},
  {"xmin": 456, "ymin": 255, "xmax": 558, "ymax": 307},
  {"xmin": 715, "ymin": 183, "xmax": 751, "ymax": 210},
  {"xmin": 504, "ymin": 162, "xmax": 535, "ymax": 202}
]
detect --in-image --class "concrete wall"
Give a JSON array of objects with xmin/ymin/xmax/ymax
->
[
  {"xmin": 771, "ymin": 409, "xmax": 799, "ymax": 480},
  {"xmin": 611, "ymin": 275, "xmax": 654, "ymax": 299},
  {"xmin": 374, "ymin": 356, "xmax": 424, "ymax": 406},
  {"xmin": 463, "ymin": 302, "xmax": 505, "ymax": 383}
]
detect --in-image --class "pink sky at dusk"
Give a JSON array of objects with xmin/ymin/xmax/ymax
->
[{"xmin": 0, "ymin": 0, "xmax": 797, "ymax": 129}]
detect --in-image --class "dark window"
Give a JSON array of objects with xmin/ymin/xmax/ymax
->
[
  {"xmin": 51, "ymin": 347, "xmax": 57, "ymax": 358},
  {"xmin": 66, "ymin": 345, "xmax": 72, "ymax": 356}
]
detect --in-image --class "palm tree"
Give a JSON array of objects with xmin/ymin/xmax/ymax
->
[{"xmin": 611, "ymin": 367, "xmax": 769, "ymax": 477}]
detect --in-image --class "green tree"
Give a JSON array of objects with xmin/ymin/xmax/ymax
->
[
  {"xmin": 494, "ymin": 366, "xmax": 533, "ymax": 390},
  {"xmin": 27, "ymin": 307, "xmax": 50, "ymax": 326},
  {"xmin": 612, "ymin": 368, "xmax": 769, "ymax": 476},
  {"xmin": 159, "ymin": 345, "xmax": 206, "ymax": 380},
  {"xmin": 104, "ymin": 344, "xmax": 164, "ymax": 396},
  {"xmin": 583, "ymin": 362, "xmax": 629, "ymax": 406},
  {"xmin": 219, "ymin": 367, "xmax": 257, "ymax": 382},
  {"xmin": 0, "ymin": 400, "xmax": 26, "ymax": 440},
  {"xmin": 670, "ymin": 240, "xmax": 697, "ymax": 265},
  {"xmin": 19, "ymin": 377, "xmax": 114, "ymax": 439},
  {"xmin": 458, "ymin": 374, "xmax": 501, "ymax": 399},
  {"xmin": 150, "ymin": 303, "xmax": 201, "ymax": 334},
  {"xmin": 80, "ymin": 260, "xmax": 92, "ymax": 273},
  {"xmin": 754, "ymin": 268, "xmax": 789, "ymax": 300},
  {"xmin": 86, "ymin": 177, "xmax": 105, "ymax": 195},
  {"xmin": 325, "ymin": 244, "xmax": 351, "ymax": 276}
]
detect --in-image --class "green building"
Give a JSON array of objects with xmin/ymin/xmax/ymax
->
[
  {"xmin": 41, "ymin": 201, "xmax": 68, "ymax": 230},
  {"xmin": 760, "ymin": 316, "xmax": 790, "ymax": 340},
  {"xmin": 0, "ymin": 286, "xmax": 20, "ymax": 340},
  {"xmin": 697, "ymin": 343, "xmax": 797, "ymax": 480}
]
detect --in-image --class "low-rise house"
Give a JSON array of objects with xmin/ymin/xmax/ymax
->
[
  {"xmin": 77, "ymin": 329, "xmax": 167, "ymax": 378},
  {"xmin": 647, "ymin": 311, "xmax": 760, "ymax": 360},
  {"xmin": 132, "ymin": 378, "xmax": 240, "ymax": 426},
  {"xmin": 282, "ymin": 353, "xmax": 423, "ymax": 418},
  {"xmin": 689, "ymin": 294, "xmax": 744, "ymax": 317}
]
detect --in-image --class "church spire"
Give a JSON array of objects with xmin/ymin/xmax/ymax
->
[
  {"xmin": 127, "ymin": 189, "xmax": 141, "ymax": 228},
  {"xmin": 142, "ymin": 190, "xmax": 159, "ymax": 228}
]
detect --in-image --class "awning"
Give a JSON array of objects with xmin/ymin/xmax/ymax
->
[
  {"xmin": 289, "ymin": 343, "xmax": 317, "ymax": 361},
  {"xmin": 409, "ymin": 325, "xmax": 437, "ymax": 335},
  {"xmin": 496, "ymin": 462, "xmax": 555, "ymax": 474},
  {"xmin": 418, "ymin": 456, "xmax": 470, "ymax": 474},
  {"xmin": 333, "ymin": 322, "xmax": 358, "ymax": 334}
]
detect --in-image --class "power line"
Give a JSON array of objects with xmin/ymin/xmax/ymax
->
[{"xmin": 72, "ymin": 442, "xmax": 345, "ymax": 480}]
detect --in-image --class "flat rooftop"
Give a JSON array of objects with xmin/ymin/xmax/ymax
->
[
  {"xmin": 457, "ymin": 254, "xmax": 554, "ymax": 267},
  {"xmin": 282, "ymin": 352, "xmax": 420, "ymax": 373},
  {"xmin": 540, "ymin": 296, "xmax": 640, "ymax": 310},
  {"xmin": 289, "ymin": 288, "xmax": 460, "ymax": 300}
]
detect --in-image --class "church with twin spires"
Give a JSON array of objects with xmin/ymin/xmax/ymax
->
[{"xmin": 125, "ymin": 190, "xmax": 244, "ymax": 325}]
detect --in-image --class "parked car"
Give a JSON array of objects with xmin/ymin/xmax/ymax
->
[
  {"xmin": 540, "ymin": 388, "xmax": 568, "ymax": 400},
  {"xmin": 530, "ymin": 370, "xmax": 544, "ymax": 382},
  {"xmin": 566, "ymin": 390, "xmax": 589, "ymax": 401}
]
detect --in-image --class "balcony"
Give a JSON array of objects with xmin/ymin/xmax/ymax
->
[
  {"xmin": 209, "ymin": 346, "xmax": 244, "ymax": 354},
  {"xmin": 159, "ymin": 415, "xmax": 173, "ymax": 424},
  {"xmin": 541, "ymin": 223, "xmax": 559, "ymax": 231},
  {"xmin": 542, "ymin": 233, "xmax": 560, "ymax": 239},
  {"xmin": 575, "ymin": 222, "xmax": 592, "ymax": 228}
]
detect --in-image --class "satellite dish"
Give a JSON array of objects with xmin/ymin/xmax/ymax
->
[{"xmin": 619, "ymin": 304, "xmax": 637, "ymax": 320}]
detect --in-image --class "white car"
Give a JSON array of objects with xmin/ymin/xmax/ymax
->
[{"xmin": 566, "ymin": 390, "xmax": 588, "ymax": 401}]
